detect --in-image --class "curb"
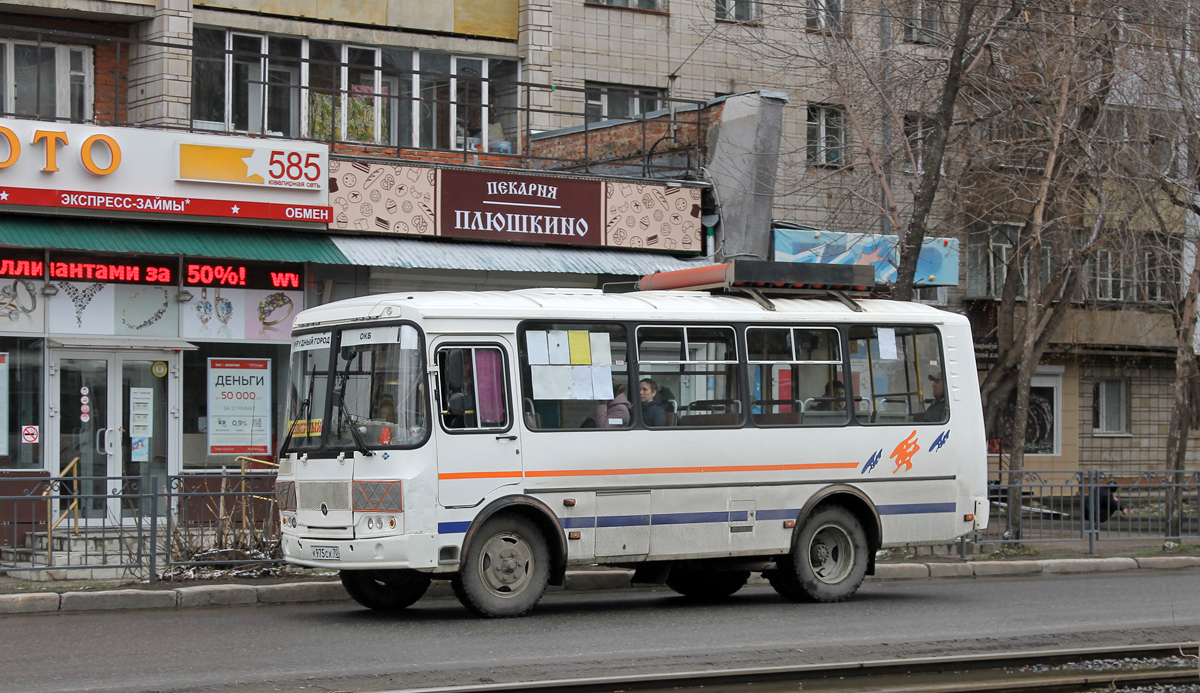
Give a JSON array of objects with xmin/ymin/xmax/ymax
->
[{"xmin": 1, "ymin": 557, "xmax": 1197, "ymax": 615}]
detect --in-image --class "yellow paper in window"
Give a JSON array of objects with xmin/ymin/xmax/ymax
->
[{"xmin": 567, "ymin": 330, "xmax": 592, "ymax": 365}]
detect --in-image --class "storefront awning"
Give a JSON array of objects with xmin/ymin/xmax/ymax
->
[
  {"xmin": 333, "ymin": 236, "xmax": 713, "ymax": 276},
  {"xmin": 49, "ymin": 337, "xmax": 199, "ymax": 350},
  {"xmin": 0, "ymin": 215, "xmax": 351, "ymax": 265}
]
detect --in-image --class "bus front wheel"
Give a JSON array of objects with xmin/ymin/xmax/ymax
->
[
  {"xmin": 341, "ymin": 569, "xmax": 431, "ymax": 611},
  {"xmin": 766, "ymin": 506, "xmax": 868, "ymax": 603},
  {"xmin": 452, "ymin": 514, "xmax": 550, "ymax": 618}
]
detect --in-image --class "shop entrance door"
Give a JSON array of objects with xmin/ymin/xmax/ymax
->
[{"xmin": 50, "ymin": 350, "xmax": 180, "ymax": 522}]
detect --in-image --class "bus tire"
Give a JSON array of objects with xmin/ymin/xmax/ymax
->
[
  {"xmin": 452, "ymin": 514, "xmax": 550, "ymax": 618},
  {"xmin": 340, "ymin": 569, "xmax": 431, "ymax": 611},
  {"xmin": 665, "ymin": 568, "xmax": 750, "ymax": 601},
  {"xmin": 771, "ymin": 506, "xmax": 869, "ymax": 603}
]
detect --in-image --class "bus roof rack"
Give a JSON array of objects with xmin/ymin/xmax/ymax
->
[{"xmin": 606, "ymin": 260, "xmax": 875, "ymax": 312}]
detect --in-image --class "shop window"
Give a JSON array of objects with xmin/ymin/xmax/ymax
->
[
  {"xmin": 0, "ymin": 40, "xmax": 92, "ymax": 122},
  {"xmin": 747, "ymin": 327, "xmax": 845, "ymax": 426},
  {"xmin": 636, "ymin": 325, "xmax": 740, "ymax": 427},
  {"xmin": 519, "ymin": 323, "xmax": 630, "ymax": 430},
  {"xmin": 807, "ymin": 104, "xmax": 845, "ymax": 166},
  {"xmin": 1093, "ymin": 378, "xmax": 1128, "ymax": 434},
  {"xmin": 0, "ymin": 337, "xmax": 42, "ymax": 470},
  {"xmin": 192, "ymin": 28, "xmax": 516, "ymax": 152},
  {"xmin": 847, "ymin": 325, "xmax": 947, "ymax": 424},
  {"xmin": 182, "ymin": 342, "xmax": 289, "ymax": 471}
]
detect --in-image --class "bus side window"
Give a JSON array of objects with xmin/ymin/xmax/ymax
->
[
  {"xmin": 847, "ymin": 325, "xmax": 948, "ymax": 425},
  {"xmin": 747, "ymin": 326, "xmax": 845, "ymax": 427},
  {"xmin": 637, "ymin": 324, "xmax": 741, "ymax": 428},
  {"xmin": 438, "ymin": 346, "xmax": 510, "ymax": 431},
  {"xmin": 518, "ymin": 323, "xmax": 630, "ymax": 431}
]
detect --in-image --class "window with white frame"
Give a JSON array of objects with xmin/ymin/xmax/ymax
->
[
  {"xmin": 986, "ymin": 369, "xmax": 1061, "ymax": 456},
  {"xmin": 1093, "ymin": 378, "xmax": 1127, "ymax": 434},
  {"xmin": 807, "ymin": 104, "xmax": 845, "ymax": 166},
  {"xmin": 1142, "ymin": 249, "xmax": 1174, "ymax": 303},
  {"xmin": 0, "ymin": 40, "xmax": 91, "ymax": 122},
  {"xmin": 587, "ymin": 0, "xmax": 663, "ymax": 9},
  {"xmin": 903, "ymin": 0, "xmax": 943, "ymax": 43},
  {"xmin": 584, "ymin": 83, "xmax": 664, "ymax": 121},
  {"xmin": 1087, "ymin": 248, "xmax": 1126, "ymax": 301},
  {"xmin": 966, "ymin": 224, "xmax": 1053, "ymax": 299},
  {"xmin": 717, "ymin": 0, "xmax": 755, "ymax": 21},
  {"xmin": 903, "ymin": 113, "xmax": 932, "ymax": 174},
  {"xmin": 807, "ymin": 0, "xmax": 844, "ymax": 32},
  {"xmin": 191, "ymin": 28, "xmax": 519, "ymax": 153}
]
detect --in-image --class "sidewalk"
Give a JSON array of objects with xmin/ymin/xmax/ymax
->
[{"xmin": 2, "ymin": 551, "xmax": 1197, "ymax": 615}]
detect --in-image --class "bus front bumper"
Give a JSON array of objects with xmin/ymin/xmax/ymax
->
[{"xmin": 281, "ymin": 532, "xmax": 440, "ymax": 571}]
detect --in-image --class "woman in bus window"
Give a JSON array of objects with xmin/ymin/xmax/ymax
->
[
  {"xmin": 639, "ymin": 378, "xmax": 667, "ymax": 427},
  {"xmin": 596, "ymin": 382, "xmax": 631, "ymax": 428}
]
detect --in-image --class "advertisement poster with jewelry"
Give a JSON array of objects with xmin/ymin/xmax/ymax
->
[
  {"xmin": 44, "ymin": 254, "xmax": 180, "ymax": 336},
  {"xmin": 181, "ymin": 260, "xmax": 303, "ymax": 341},
  {"xmin": 327, "ymin": 162, "xmax": 704, "ymax": 253},
  {"xmin": 0, "ymin": 118, "xmax": 331, "ymax": 227},
  {"xmin": 0, "ymin": 250, "xmax": 44, "ymax": 333},
  {"xmin": 206, "ymin": 359, "xmax": 271, "ymax": 456}
]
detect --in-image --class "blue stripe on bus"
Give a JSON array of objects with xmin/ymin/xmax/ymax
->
[
  {"xmin": 443, "ymin": 503, "xmax": 957, "ymax": 535},
  {"xmin": 438, "ymin": 521, "xmax": 472, "ymax": 534},
  {"xmin": 877, "ymin": 502, "xmax": 957, "ymax": 515},
  {"xmin": 597, "ymin": 514, "xmax": 651, "ymax": 528},
  {"xmin": 651, "ymin": 511, "xmax": 732, "ymax": 525}
]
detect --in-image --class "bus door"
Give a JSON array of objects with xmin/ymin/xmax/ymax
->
[{"xmin": 433, "ymin": 341, "xmax": 521, "ymax": 507}]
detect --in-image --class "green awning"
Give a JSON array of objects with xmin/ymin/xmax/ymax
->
[{"xmin": 0, "ymin": 215, "xmax": 351, "ymax": 264}]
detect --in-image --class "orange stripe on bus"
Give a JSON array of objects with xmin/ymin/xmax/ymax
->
[
  {"xmin": 524, "ymin": 463, "xmax": 858, "ymax": 478},
  {"xmin": 438, "ymin": 471, "xmax": 524, "ymax": 480}
]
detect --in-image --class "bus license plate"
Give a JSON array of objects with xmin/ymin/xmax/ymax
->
[{"xmin": 311, "ymin": 546, "xmax": 340, "ymax": 560}]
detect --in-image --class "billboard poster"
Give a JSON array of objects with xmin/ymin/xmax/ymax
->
[{"xmin": 207, "ymin": 358, "xmax": 271, "ymax": 456}]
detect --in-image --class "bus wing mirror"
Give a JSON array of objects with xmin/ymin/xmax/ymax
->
[
  {"xmin": 445, "ymin": 349, "xmax": 464, "ymax": 390},
  {"xmin": 447, "ymin": 391, "xmax": 469, "ymax": 415}
]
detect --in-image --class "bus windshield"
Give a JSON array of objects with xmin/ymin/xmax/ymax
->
[
  {"xmin": 330, "ymin": 325, "xmax": 427, "ymax": 449},
  {"xmin": 284, "ymin": 332, "xmax": 332, "ymax": 452}
]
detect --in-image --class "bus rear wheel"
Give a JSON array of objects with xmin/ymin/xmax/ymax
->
[
  {"xmin": 665, "ymin": 568, "xmax": 750, "ymax": 601},
  {"xmin": 767, "ymin": 506, "xmax": 868, "ymax": 603},
  {"xmin": 341, "ymin": 569, "xmax": 431, "ymax": 611},
  {"xmin": 452, "ymin": 514, "xmax": 550, "ymax": 618}
]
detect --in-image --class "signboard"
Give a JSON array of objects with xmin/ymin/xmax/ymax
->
[
  {"xmin": 207, "ymin": 359, "xmax": 272, "ymax": 456},
  {"xmin": 0, "ymin": 119, "xmax": 330, "ymax": 226},
  {"xmin": 773, "ymin": 228, "xmax": 960, "ymax": 287},
  {"xmin": 183, "ymin": 260, "xmax": 303, "ymax": 291},
  {"xmin": 129, "ymin": 387, "xmax": 154, "ymax": 463},
  {"xmin": 329, "ymin": 162, "xmax": 704, "ymax": 253}
]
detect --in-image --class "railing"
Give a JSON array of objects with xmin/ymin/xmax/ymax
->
[{"xmin": 3, "ymin": 468, "xmax": 1197, "ymax": 580}]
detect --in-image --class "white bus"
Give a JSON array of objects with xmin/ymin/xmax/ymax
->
[{"xmin": 276, "ymin": 263, "xmax": 989, "ymax": 617}]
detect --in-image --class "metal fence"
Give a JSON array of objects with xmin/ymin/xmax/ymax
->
[
  {"xmin": 2, "ymin": 469, "xmax": 1198, "ymax": 580},
  {"xmin": 0, "ymin": 472, "xmax": 281, "ymax": 582}
]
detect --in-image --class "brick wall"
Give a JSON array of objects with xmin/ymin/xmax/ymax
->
[{"xmin": 528, "ymin": 104, "xmax": 715, "ymax": 168}]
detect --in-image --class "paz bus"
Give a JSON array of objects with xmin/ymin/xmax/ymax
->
[{"xmin": 275, "ymin": 261, "xmax": 988, "ymax": 617}]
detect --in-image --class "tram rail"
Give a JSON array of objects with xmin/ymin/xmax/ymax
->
[{"xmin": 379, "ymin": 643, "xmax": 1199, "ymax": 693}]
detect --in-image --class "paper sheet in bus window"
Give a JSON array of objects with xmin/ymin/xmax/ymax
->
[
  {"xmin": 400, "ymin": 325, "xmax": 418, "ymax": 349},
  {"xmin": 590, "ymin": 333, "xmax": 612, "ymax": 366},
  {"xmin": 526, "ymin": 331, "xmax": 550, "ymax": 364},
  {"xmin": 571, "ymin": 366, "xmax": 593, "ymax": 398},
  {"xmin": 548, "ymin": 331, "xmax": 571, "ymax": 364},
  {"xmin": 568, "ymin": 331, "xmax": 592, "ymax": 364},
  {"xmin": 532, "ymin": 365, "xmax": 573, "ymax": 399},
  {"xmin": 878, "ymin": 328, "xmax": 898, "ymax": 359},
  {"xmin": 592, "ymin": 367, "xmax": 614, "ymax": 399}
]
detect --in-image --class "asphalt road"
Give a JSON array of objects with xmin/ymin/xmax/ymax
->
[{"xmin": 8, "ymin": 570, "xmax": 1200, "ymax": 693}]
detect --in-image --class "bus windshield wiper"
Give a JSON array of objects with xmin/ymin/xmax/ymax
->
[
  {"xmin": 279, "ymin": 398, "xmax": 309, "ymax": 456},
  {"xmin": 335, "ymin": 352, "xmax": 373, "ymax": 457}
]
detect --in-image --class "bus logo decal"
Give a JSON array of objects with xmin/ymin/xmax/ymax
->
[
  {"xmin": 930, "ymin": 430, "xmax": 950, "ymax": 452},
  {"xmin": 861, "ymin": 449, "xmax": 882, "ymax": 475},
  {"xmin": 890, "ymin": 431, "xmax": 921, "ymax": 474}
]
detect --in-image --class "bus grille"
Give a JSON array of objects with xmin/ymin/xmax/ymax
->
[{"xmin": 296, "ymin": 481, "xmax": 351, "ymax": 511}]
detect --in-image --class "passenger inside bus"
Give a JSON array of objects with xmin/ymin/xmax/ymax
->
[
  {"xmin": 595, "ymin": 382, "xmax": 631, "ymax": 428},
  {"xmin": 639, "ymin": 378, "xmax": 668, "ymax": 427},
  {"xmin": 921, "ymin": 370, "xmax": 948, "ymax": 422},
  {"xmin": 444, "ymin": 353, "xmax": 477, "ymax": 429},
  {"xmin": 812, "ymin": 380, "xmax": 847, "ymax": 411}
]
